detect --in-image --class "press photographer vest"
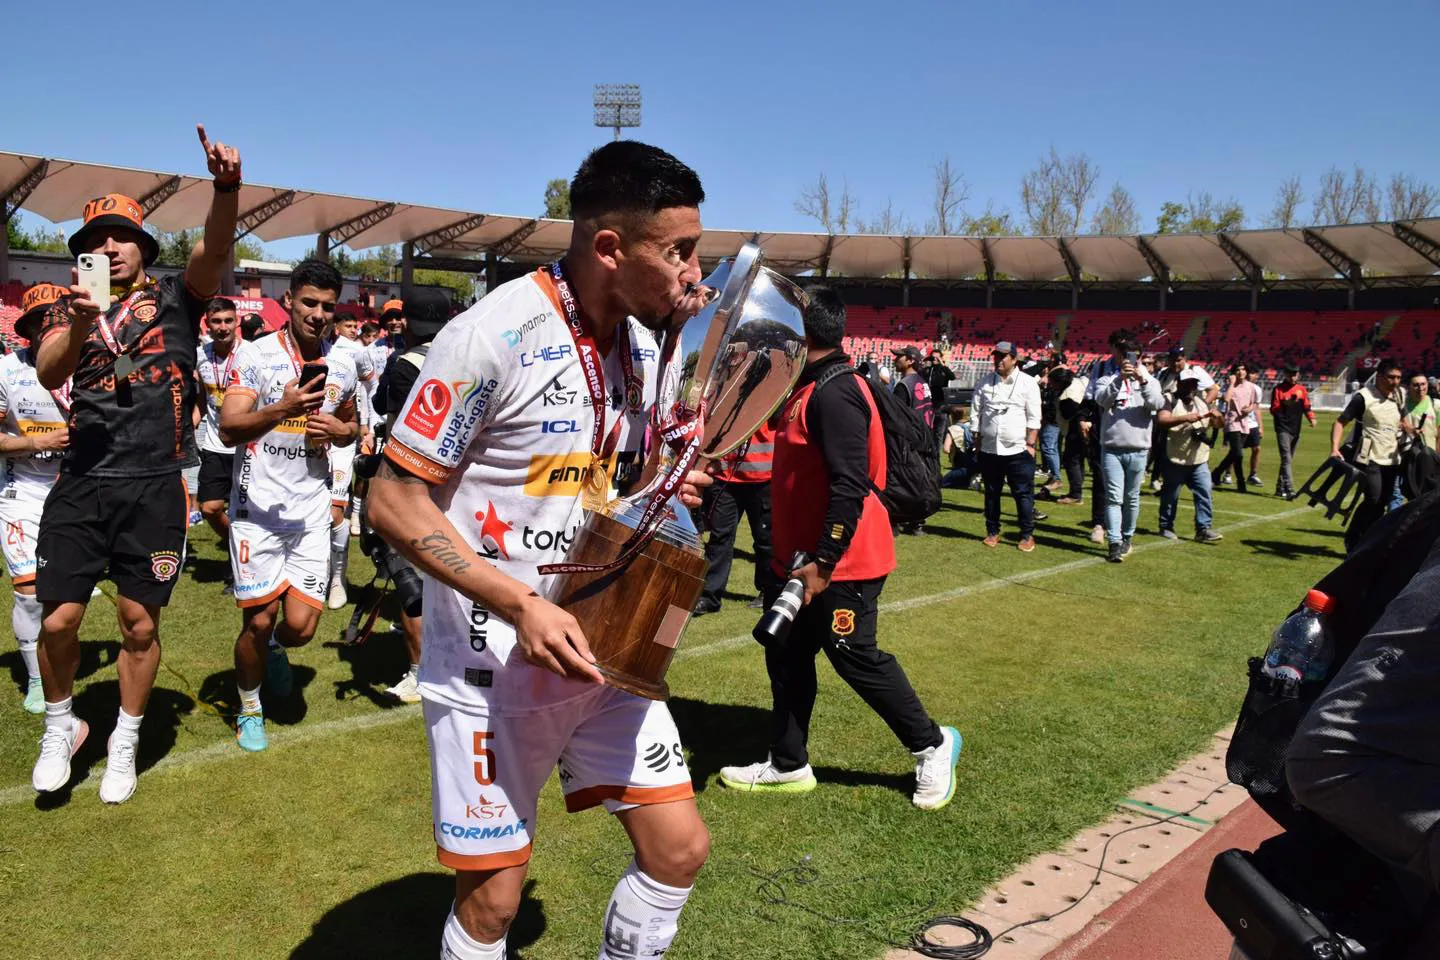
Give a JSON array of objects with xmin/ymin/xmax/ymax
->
[
  {"xmin": 771, "ymin": 379, "xmax": 894, "ymax": 582},
  {"xmin": 1352, "ymin": 385, "xmax": 1404, "ymax": 466}
]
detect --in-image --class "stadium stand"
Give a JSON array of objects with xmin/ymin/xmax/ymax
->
[{"xmin": 841, "ymin": 306, "xmax": 1440, "ymax": 379}]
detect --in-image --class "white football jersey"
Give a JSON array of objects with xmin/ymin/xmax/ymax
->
[
  {"xmin": 0, "ymin": 351, "xmax": 67, "ymax": 502},
  {"xmin": 195, "ymin": 341, "xmax": 239, "ymax": 454},
  {"xmin": 328, "ymin": 335, "xmax": 376, "ymax": 428},
  {"xmin": 387, "ymin": 268, "xmax": 678, "ymax": 713},
  {"xmin": 226, "ymin": 331, "xmax": 358, "ymax": 530}
]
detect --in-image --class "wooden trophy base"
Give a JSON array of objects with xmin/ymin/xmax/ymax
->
[{"xmin": 548, "ymin": 511, "xmax": 706, "ymax": 700}]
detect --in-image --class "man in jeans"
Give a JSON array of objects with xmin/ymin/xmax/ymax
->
[
  {"xmin": 969, "ymin": 341, "xmax": 1042, "ymax": 552},
  {"xmin": 1269, "ymin": 363, "xmax": 1316, "ymax": 499},
  {"xmin": 1094, "ymin": 351, "xmax": 1162, "ymax": 562},
  {"xmin": 1155, "ymin": 370, "xmax": 1225, "ymax": 543}
]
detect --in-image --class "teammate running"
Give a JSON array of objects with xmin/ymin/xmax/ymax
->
[
  {"xmin": 218, "ymin": 259, "xmax": 359, "ymax": 752},
  {"xmin": 0, "ymin": 284, "xmax": 71, "ymax": 713},
  {"xmin": 369, "ymin": 141, "xmax": 714, "ymax": 960},
  {"xmin": 324, "ymin": 314, "xmax": 377, "ymax": 607},
  {"xmin": 195, "ymin": 297, "xmax": 240, "ymax": 582}
]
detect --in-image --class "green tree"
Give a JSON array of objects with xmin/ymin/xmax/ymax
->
[
  {"xmin": 6, "ymin": 213, "xmax": 67, "ymax": 253},
  {"xmin": 1155, "ymin": 195, "xmax": 1244, "ymax": 234},
  {"xmin": 414, "ymin": 268, "xmax": 476, "ymax": 301},
  {"xmin": 544, "ymin": 179, "xmax": 571, "ymax": 219},
  {"xmin": 150, "ymin": 228, "xmax": 197, "ymax": 267},
  {"xmin": 961, "ymin": 206, "xmax": 1017, "ymax": 236},
  {"xmin": 234, "ymin": 237, "xmax": 266, "ymax": 262}
]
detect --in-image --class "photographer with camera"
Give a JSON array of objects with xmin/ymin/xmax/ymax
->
[
  {"xmin": 359, "ymin": 289, "xmax": 451, "ymax": 703},
  {"xmin": 1094, "ymin": 341, "xmax": 1163, "ymax": 562},
  {"xmin": 719, "ymin": 286, "xmax": 960, "ymax": 810},
  {"xmin": 1155, "ymin": 369, "xmax": 1225, "ymax": 543}
]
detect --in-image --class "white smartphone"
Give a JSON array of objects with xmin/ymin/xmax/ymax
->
[{"xmin": 76, "ymin": 253, "xmax": 110, "ymax": 308}]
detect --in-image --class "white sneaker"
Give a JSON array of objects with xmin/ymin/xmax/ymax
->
[
  {"xmin": 326, "ymin": 575, "xmax": 348, "ymax": 610},
  {"xmin": 1089, "ymin": 524, "xmax": 1106, "ymax": 544},
  {"xmin": 384, "ymin": 672, "xmax": 421, "ymax": 704},
  {"xmin": 912, "ymin": 726, "xmax": 963, "ymax": 811},
  {"xmin": 349, "ymin": 512, "xmax": 361, "ymax": 537},
  {"xmin": 32, "ymin": 718, "xmax": 88, "ymax": 792},
  {"xmin": 99, "ymin": 734, "xmax": 139, "ymax": 805},
  {"xmin": 718, "ymin": 757, "xmax": 817, "ymax": 793}
]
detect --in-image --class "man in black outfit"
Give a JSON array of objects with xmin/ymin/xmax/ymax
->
[
  {"xmin": 924, "ymin": 348, "xmax": 955, "ymax": 457},
  {"xmin": 719, "ymin": 287, "xmax": 960, "ymax": 810},
  {"xmin": 890, "ymin": 344, "xmax": 934, "ymax": 535},
  {"xmin": 693, "ymin": 424, "xmax": 775, "ymax": 615},
  {"xmin": 29, "ymin": 125, "xmax": 242, "ymax": 804}
]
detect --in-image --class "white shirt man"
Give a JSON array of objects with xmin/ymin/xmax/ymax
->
[{"xmin": 968, "ymin": 341, "xmax": 1043, "ymax": 551}]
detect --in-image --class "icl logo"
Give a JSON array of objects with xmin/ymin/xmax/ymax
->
[{"xmin": 541, "ymin": 420, "xmax": 581, "ymax": 434}]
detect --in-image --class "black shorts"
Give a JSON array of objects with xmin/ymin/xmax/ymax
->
[
  {"xmin": 36, "ymin": 472, "xmax": 190, "ymax": 607},
  {"xmin": 197, "ymin": 450, "xmax": 235, "ymax": 503},
  {"xmin": 1244, "ymin": 427, "xmax": 1263, "ymax": 449}
]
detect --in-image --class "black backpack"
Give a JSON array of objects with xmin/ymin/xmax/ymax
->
[{"xmin": 813, "ymin": 364, "xmax": 942, "ymax": 524}]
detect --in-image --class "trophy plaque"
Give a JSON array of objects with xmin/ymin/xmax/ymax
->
[{"xmin": 539, "ymin": 243, "xmax": 808, "ymax": 699}]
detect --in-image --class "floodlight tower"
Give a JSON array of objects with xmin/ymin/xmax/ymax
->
[{"xmin": 594, "ymin": 84, "xmax": 642, "ymax": 141}]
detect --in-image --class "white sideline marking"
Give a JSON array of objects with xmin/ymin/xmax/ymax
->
[
  {"xmin": 0, "ymin": 505, "xmax": 1314, "ymax": 806},
  {"xmin": 673, "ymin": 505, "xmax": 1312, "ymax": 663}
]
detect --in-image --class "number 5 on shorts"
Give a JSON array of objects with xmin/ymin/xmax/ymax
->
[{"xmin": 473, "ymin": 730, "xmax": 495, "ymax": 786}]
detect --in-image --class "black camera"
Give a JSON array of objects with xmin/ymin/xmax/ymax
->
[{"xmin": 753, "ymin": 551, "xmax": 811, "ymax": 646}]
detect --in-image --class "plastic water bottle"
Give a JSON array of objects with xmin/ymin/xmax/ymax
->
[{"xmin": 1261, "ymin": 589, "xmax": 1336, "ymax": 684}]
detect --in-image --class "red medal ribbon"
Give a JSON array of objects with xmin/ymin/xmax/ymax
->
[{"xmin": 208, "ymin": 341, "xmax": 238, "ymax": 395}]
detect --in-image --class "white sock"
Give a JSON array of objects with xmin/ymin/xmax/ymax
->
[
  {"xmin": 114, "ymin": 708, "xmax": 142, "ymax": 742},
  {"xmin": 441, "ymin": 908, "xmax": 505, "ymax": 959},
  {"xmin": 598, "ymin": 861, "xmax": 692, "ymax": 959},
  {"xmin": 238, "ymin": 684, "xmax": 262, "ymax": 715},
  {"xmin": 44, "ymin": 696, "xmax": 75, "ymax": 733},
  {"xmin": 14, "ymin": 592, "xmax": 41, "ymax": 681},
  {"xmin": 330, "ymin": 520, "xmax": 349, "ymax": 571},
  {"xmin": 408, "ymin": 663, "xmax": 419, "ymax": 680}
]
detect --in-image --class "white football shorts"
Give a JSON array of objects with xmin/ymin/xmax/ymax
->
[
  {"xmin": 424, "ymin": 685, "xmax": 695, "ymax": 872},
  {"xmin": 0, "ymin": 495, "xmax": 43, "ymax": 585},
  {"xmin": 229, "ymin": 518, "xmax": 329, "ymax": 610},
  {"xmin": 329, "ymin": 442, "xmax": 356, "ymax": 507}
]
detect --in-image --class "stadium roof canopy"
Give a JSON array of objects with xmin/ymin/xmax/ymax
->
[{"xmin": 4, "ymin": 150, "xmax": 1440, "ymax": 283}]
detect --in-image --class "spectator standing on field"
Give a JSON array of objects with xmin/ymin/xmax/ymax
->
[
  {"xmin": 1332, "ymin": 358, "xmax": 1413, "ymax": 553},
  {"xmin": 1269, "ymin": 363, "xmax": 1316, "ymax": 499},
  {"xmin": 890, "ymin": 345, "xmax": 933, "ymax": 535},
  {"xmin": 1212, "ymin": 363, "xmax": 1260, "ymax": 494},
  {"xmin": 924, "ymin": 349, "xmax": 954, "ymax": 462},
  {"xmin": 1155, "ymin": 369, "xmax": 1224, "ymax": 543},
  {"xmin": 694, "ymin": 423, "xmax": 776, "ymax": 616},
  {"xmin": 1053, "ymin": 366, "xmax": 1088, "ymax": 505},
  {"xmin": 969, "ymin": 341, "xmax": 1042, "ymax": 552},
  {"xmin": 1094, "ymin": 350, "xmax": 1162, "ymax": 563},
  {"xmin": 1246, "ymin": 368, "xmax": 1265, "ymax": 487}
]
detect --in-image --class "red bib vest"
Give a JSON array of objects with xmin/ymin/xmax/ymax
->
[
  {"xmin": 771, "ymin": 377, "xmax": 895, "ymax": 581},
  {"xmin": 713, "ymin": 423, "xmax": 775, "ymax": 483}
]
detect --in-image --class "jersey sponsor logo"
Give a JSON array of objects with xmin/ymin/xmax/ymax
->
[
  {"xmin": 436, "ymin": 377, "xmax": 499, "ymax": 462},
  {"xmin": 150, "ymin": 550, "xmax": 180, "ymax": 581},
  {"xmin": 439, "ymin": 819, "xmax": 528, "ymax": 841},
  {"xmin": 518, "ymin": 344, "xmax": 573, "ymax": 367},
  {"xmin": 464, "ymin": 795, "xmax": 509, "ymax": 820},
  {"xmin": 541, "ymin": 419, "xmax": 581, "ymax": 434},
  {"xmin": 325, "ymin": 382, "xmax": 342, "ymax": 405},
  {"xmin": 403, "ymin": 378, "xmax": 452, "ymax": 440},
  {"xmin": 643, "ymin": 742, "xmax": 685, "ymax": 773},
  {"xmin": 263, "ymin": 441, "xmax": 322, "ymax": 461},
  {"xmin": 501, "ymin": 313, "xmax": 548, "ymax": 349},
  {"xmin": 631, "ymin": 346, "xmax": 657, "ymax": 362},
  {"xmin": 275, "ymin": 416, "xmax": 307, "ymax": 435},
  {"xmin": 523, "ymin": 452, "xmax": 611, "ymax": 497},
  {"xmin": 468, "ymin": 601, "xmax": 490, "ymax": 652},
  {"xmin": 522, "ymin": 523, "xmax": 576, "ymax": 553},
  {"xmin": 473, "ymin": 501, "xmax": 513, "ymax": 560},
  {"xmin": 542, "ymin": 377, "xmax": 579, "ymax": 407},
  {"xmin": 464, "ymin": 667, "xmax": 493, "ymax": 688},
  {"xmin": 831, "ymin": 609, "xmax": 856, "ymax": 637}
]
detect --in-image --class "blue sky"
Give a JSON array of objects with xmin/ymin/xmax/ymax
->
[{"xmin": 5, "ymin": 0, "xmax": 1436, "ymax": 259}]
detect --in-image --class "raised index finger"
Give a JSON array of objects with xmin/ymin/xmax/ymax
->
[{"xmin": 196, "ymin": 123, "xmax": 215, "ymax": 155}]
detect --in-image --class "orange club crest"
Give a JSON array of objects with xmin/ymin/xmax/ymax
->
[{"xmin": 831, "ymin": 609, "xmax": 856, "ymax": 637}]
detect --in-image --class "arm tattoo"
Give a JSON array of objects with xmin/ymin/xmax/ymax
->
[
  {"xmin": 410, "ymin": 530, "xmax": 472, "ymax": 575},
  {"xmin": 378, "ymin": 458, "xmax": 426, "ymax": 485}
]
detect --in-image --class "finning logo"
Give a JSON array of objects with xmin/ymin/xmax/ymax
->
[
  {"xmin": 150, "ymin": 551, "xmax": 181, "ymax": 581},
  {"xmin": 473, "ymin": 501, "xmax": 513, "ymax": 560}
]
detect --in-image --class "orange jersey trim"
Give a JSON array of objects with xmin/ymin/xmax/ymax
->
[
  {"xmin": 436, "ymin": 843, "xmax": 533, "ymax": 872},
  {"xmin": 385, "ymin": 439, "xmax": 451, "ymax": 485},
  {"xmin": 532, "ymin": 267, "xmax": 565, "ymax": 318},
  {"xmin": 563, "ymin": 782, "xmax": 695, "ymax": 814},
  {"xmin": 287, "ymin": 588, "xmax": 324, "ymax": 612},
  {"xmin": 11, "ymin": 573, "xmax": 36, "ymax": 586},
  {"xmin": 236, "ymin": 580, "xmax": 290, "ymax": 610}
]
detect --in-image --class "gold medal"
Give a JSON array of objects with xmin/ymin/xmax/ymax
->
[{"xmin": 582, "ymin": 456, "xmax": 611, "ymax": 512}]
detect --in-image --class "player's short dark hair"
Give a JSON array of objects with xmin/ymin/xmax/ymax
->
[
  {"xmin": 1376, "ymin": 357, "xmax": 1402, "ymax": 377},
  {"xmin": 361, "ymin": 321, "xmax": 380, "ymax": 336},
  {"xmin": 1107, "ymin": 328, "xmax": 1136, "ymax": 350},
  {"xmin": 240, "ymin": 313, "xmax": 265, "ymax": 338},
  {"xmin": 570, "ymin": 141, "xmax": 705, "ymax": 225},
  {"xmin": 289, "ymin": 258, "xmax": 343, "ymax": 295},
  {"xmin": 802, "ymin": 285, "xmax": 847, "ymax": 349},
  {"xmin": 206, "ymin": 296, "xmax": 237, "ymax": 316}
]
